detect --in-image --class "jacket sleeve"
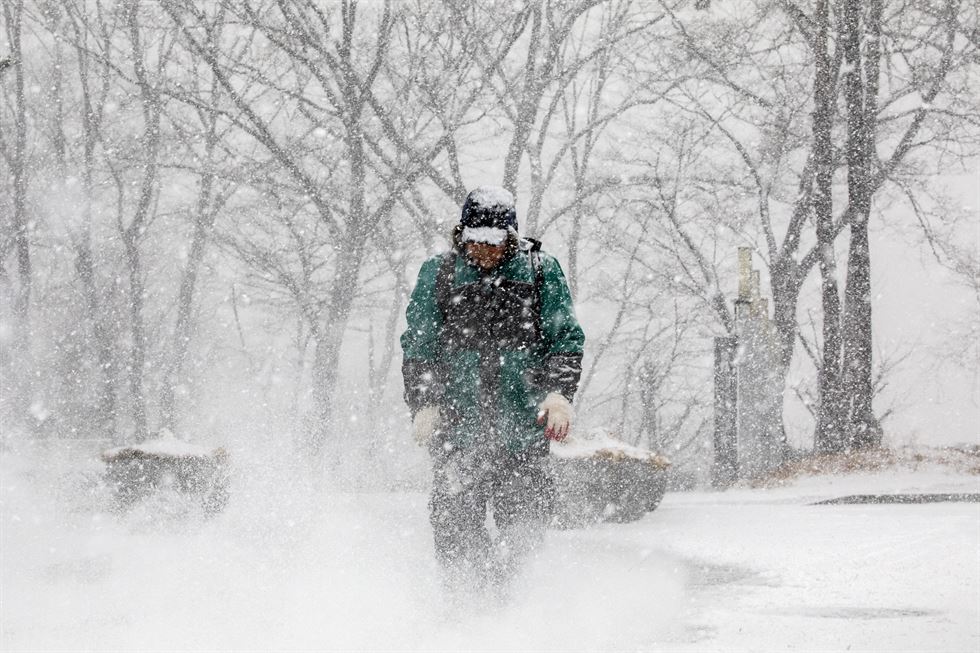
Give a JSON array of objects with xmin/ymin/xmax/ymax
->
[
  {"xmin": 400, "ymin": 256, "xmax": 446, "ymax": 416},
  {"xmin": 538, "ymin": 254, "xmax": 585, "ymax": 402}
]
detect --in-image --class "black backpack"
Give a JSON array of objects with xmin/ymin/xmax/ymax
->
[{"xmin": 434, "ymin": 238, "xmax": 545, "ymax": 328}]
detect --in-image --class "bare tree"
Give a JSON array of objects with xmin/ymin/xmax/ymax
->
[
  {"xmin": 62, "ymin": 0, "xmax": 123, "ymax": 438},
  {"xmin": 4, "ymin": 0, "xmax": 974, "ymax": 475},
  {"xmin": 0, "ymin": 0, "xmax": 35, "ymax": 435},
  {"xmin": 1, "ymin": 0, "xmax": 31, "ymax": 322},
  {"xmin": 107, "ymin": 1, "xmax": 172, "ymax": 440},
  {"xmin": 811, "ymin": 0, "xmax": 847, "ymax": 452},
  {"xmin": 650, "ymin": 0, "xmax": 979, "ymax": 453},
  {"xmin": 160, "ymin": 0, "xmax": 466, "ymax": 460},
  {"xmin": 157, "ymin": 6, "xmax": 236, "ymax": 434}
]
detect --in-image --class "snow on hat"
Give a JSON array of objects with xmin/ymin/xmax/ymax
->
[{"xmin": 460, "ymin": 186, "xmax": 517, "ymax": 244}]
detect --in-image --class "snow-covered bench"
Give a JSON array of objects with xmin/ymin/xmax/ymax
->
[
  {"xmin": 549, "ymin": 432, "xmax": 671, "ymax": 527},
  {"xmin": 101, "ymin": 430, "xmax": 229, "ymax": 516}
]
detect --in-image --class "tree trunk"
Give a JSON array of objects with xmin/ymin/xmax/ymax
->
[
  {"xmin": 4, "ymin": 0, "xmax": 31, "ymax": 324},
  {"xmin": 366, "ymin": 267, "xmax": 408, "ymax": 440},
  {"xmin": 123, "ymin": 235, "xmax": 149, "ymax": 441},
  {"xmin": 159, "ymin": 172, "xmax": 216, "ymax": 433},
  {"xmin": 815, "ymin": 249, "xmax": 846, "ymax": 453},
  {"xmin": 160, "ymin": 103, "xmax": 220, "ymax": 433},
  {"xmin": 840, "ymin": 0, "xmax": 884, "ymax": 449},
  {"xmin": 72, "ymin": 24, "xmax": 119, "ymax": 439},
  {"xmin": 74, "ymin": 243, "xmax": 118, "ymax": 438},
  {"xmin": 842, "ymin": 222, "xmax": 881, "ymax": 447},
  {"xmin": 307, "ymin": 75, "xmax": 370, "ymax": 458},
  {"xmin": 123, "ymin": 3, "xmax": 162, "ymax": 441},
  {"xmin": 308, "ymin": 253, "xmax": 363, "ymax": 458},
  {"xmin": 1, "ymin": 0, "xmax": 35, "ymax": 436},
  {"xmin": 769, "ymin": 257, "xmax": 805, "ymax": 449},
  {"xmin": 812, "ymin": 0, "xmax": 846, "ymax": 453}
]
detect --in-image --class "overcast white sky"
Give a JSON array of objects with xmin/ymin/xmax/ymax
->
[{"xmin": 872, "ymin": 168, "xmax": 979, "ymax": 447}]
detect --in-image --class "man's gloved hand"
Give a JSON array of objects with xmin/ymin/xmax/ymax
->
[
  {"xmin": 412, "ymin": 405, "xmax": 441, "ymax": 446},
  {"xmin": 537, "ymin": 392, "xmax": 573, "ymax": 441}
]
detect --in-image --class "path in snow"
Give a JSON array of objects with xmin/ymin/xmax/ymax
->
[{"xmin": 2, "ymin": 447, "xmax": 977, "ymax": 651}]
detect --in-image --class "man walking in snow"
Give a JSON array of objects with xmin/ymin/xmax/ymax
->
[{"xmin": 401, "ymin": 186, "xmax": 585, "ymax": 595}]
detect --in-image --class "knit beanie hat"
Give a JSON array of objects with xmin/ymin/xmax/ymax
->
[{"xmin": 459, "ymin": 186, "xmax": 517, "ymax": 245}]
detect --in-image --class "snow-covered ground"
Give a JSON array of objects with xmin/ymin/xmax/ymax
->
[{"xmin": 2, "ymin": 442, "xmax": 978, "ymax": 652}]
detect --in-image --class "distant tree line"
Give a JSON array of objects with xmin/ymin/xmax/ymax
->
[{"xmin": 1, "ymin": 0, "xmax": 976, "ymax": 472}]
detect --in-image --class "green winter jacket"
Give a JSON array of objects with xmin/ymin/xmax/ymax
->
[{"xmin": 401, "ymin": 238, "xmax": 585, "ymax": 453}]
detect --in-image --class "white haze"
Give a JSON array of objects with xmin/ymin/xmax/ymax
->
[{"xmin": 3, "ymin": 438, "xmax": 977, "ymax": 650}]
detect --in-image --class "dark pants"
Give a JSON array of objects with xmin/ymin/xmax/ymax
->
[{"xmin": 429, "ymin": 439, "xmax": 554, "ymax": 592}]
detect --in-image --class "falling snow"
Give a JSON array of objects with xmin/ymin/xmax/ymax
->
[{"xmin": 1, "ymin": 0, "xmax": 977, "ymax": 650}]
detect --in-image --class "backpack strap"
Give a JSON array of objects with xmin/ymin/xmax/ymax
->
[
  {"xmin": 524, "ymin": 239, "xmax": 545, "ymax": 334},
  {"xmin": 434, "ymin": 251, "xmax": 457, "ymax": 321}
]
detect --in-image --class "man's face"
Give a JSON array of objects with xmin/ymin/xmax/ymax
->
[{"xmin": 465, "ymin": 241, "xmax": 507, "ymax": 270}]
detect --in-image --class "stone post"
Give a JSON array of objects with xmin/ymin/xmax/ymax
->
[
  {"xmin": 712, "ymin": 336, "xmax": 738, "ymax": 488},
  {"xmin": 714, "ymin": 248, "xmax": 786, "ymax": 484}
]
